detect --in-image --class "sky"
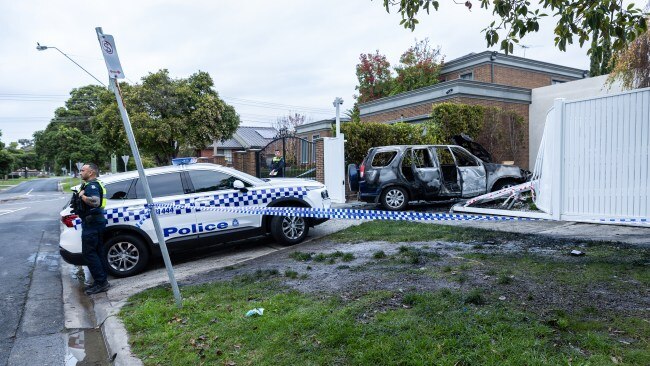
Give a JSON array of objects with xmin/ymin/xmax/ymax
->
[{"xmin": 0, "ymin": 0, "xmax": 592, "ymax": 145}]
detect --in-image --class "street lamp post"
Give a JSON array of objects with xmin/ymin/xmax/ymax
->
[{"xmin": 35, "ymin": 43, "xmax": 106, "ymax": 87}]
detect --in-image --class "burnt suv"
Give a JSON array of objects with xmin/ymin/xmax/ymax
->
[{"xmin": 348, "ymin": 144, "xmax": 527, "ymax": 210}]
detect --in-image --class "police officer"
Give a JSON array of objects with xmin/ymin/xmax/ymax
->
[
  {"xmin": 269, "ymin": 149, "xmax": 285, "ymax": 177},
  {"xmin": 77, "ymin": 163, "xmax": 110, "ymax": 295}
]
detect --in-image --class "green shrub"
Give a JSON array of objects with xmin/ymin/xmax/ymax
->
[{"xmin": 343, "ymin": 102, "xmax": 527, "ymax": 167}]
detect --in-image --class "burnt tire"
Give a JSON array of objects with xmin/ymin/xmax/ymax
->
[
  {"xmin": 380, "ymin": 186, "xmax": 408, "ymax": 211},
  {"xmin": 270, "ymin": 215, "xmax": 310, "ymax": 246},
  {"xmin": 102, "ymin": 234, "xmax": 149, "ymax": 277},
  {"xmin": 491, "ymin": 179, "xmax": 517, "ymax": 192}
]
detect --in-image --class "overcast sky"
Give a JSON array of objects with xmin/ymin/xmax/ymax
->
[{"xmin": 0, "ymin": 0, "xmax": 592, "ymax": 144}]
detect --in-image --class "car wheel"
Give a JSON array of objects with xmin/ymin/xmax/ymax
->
[
  {"xmin": 102, "ymin": 234, "xmax": 150, "ymax": 277},
  {"xmin": 271, "ymin": 215, "xmax": 309, "ymax": 245},
  {"xmin": 380, "ymin": 186, "xmax": 408, "ymax": 211},
  {"xmin": 491, "ymin": 179, "xmax": 517, "ymax": 192}
]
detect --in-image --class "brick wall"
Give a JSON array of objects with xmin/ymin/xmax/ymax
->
[
  {"xmin": 315, "ymin": 138, "xmax": 324, "ymax": 184},
  {"xmin": 197, "ymin": 148, "xmax": 213, "ymax": 158},
  {"xmin": 360, "ymin": 102, "xmax": 435, "ymax": 123},
  {"xmin": 440, "ymin": 64, "xmax": 492, "ymax": 83},
  {"xmin": 493, "ymin": 65, "xmax": 570, "ymax": 89},
  {"xmin": 440, "ymin": 63, "xmax": 572, "ymax": 88},
  {"xmin": 214, "ymin": 155, "xmax": 226, "ymax": 165}
]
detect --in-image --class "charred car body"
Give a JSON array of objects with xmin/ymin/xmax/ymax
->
[{"xmin": 348, "ymin": 142, "xmax": 528, "ymax": 211}]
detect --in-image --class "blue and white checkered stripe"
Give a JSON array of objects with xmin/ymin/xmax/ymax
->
[
  {"xmin": 174, "ymin": 205, "xmax": 542, "ymax": 222},
  {"xmin": 137, "ymin": 204, "xmax": 650, "ymax": 225},
  {"xmin": 72, "ymin": 186, "xmax": 308, "ymax": 230},
  {"xmin": 194, "ymin": 187, "xmax": 307, "ymax": 210}
]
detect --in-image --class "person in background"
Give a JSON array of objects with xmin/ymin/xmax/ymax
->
[{"xmin": 269, "ymin": 149, "xmax": 285, "ymax": 177}]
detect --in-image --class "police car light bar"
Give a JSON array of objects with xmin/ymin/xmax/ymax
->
[{"xmin": 171, "ymin": 157, "xmax": 197, "ymax": 165}]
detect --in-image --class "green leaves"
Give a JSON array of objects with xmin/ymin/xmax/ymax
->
[
  {"xmin": 380, "ymin": 0, "xmax": 648, "ymax": 55},
  {"xmin": 33, "ymin": 69, "xmax": 240, "ymax": 170}
]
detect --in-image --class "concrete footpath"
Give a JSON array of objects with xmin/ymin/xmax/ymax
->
[{"xmin": 66, "ymin": 207, "xmax": 649, "ymax": 366}]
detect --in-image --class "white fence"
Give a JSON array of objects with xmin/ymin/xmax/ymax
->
[{"xmin": 538, "ymin": 88, "xmax": 650, "ymax": 224}]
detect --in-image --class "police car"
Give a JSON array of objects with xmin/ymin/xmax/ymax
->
[{"xmin": 59, "ymin": 162, "xmax": 330, "ymax": 277}]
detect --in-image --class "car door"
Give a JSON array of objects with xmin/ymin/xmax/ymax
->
[
  {"xmin": 431, "ymin": 146, "xmax": 461, "ymax": 197},
  {"xmin": 412, "ymin": 147, "xmax": 441, "ymax": 198},
  {"xmin": 186, "ymin": 169, "xmax": 258, "ymax": 245},
  {"xmin": 450, "ymin": 146, "xmax": 487, "ymax": 198},
  {"xmin": 129, "ymin": 172, "xmax": 197, "ymax": 245}
]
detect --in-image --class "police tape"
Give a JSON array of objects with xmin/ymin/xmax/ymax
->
[{"xmin": 131, "ymin": 203, "xmax": 547, "ymax": 228}]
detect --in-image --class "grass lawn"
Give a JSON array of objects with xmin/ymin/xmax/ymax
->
[{"xmin": 121, "ymin": 222, "xmax": 650, "ymax": 366}]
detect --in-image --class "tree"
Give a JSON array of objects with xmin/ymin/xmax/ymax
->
[
  {"xmin": 608, "ymin": 18, "xmax": 650, "ymax": 89},
  {"xmin": 17, "ymin": 139, "xmax": 34, "ymax": 150},
  {"xmin": 0, "ymin": 150, "xmax": 14, "ymax": 175},
  {"xmin": 274, "ymin": 112, "xmax": 309, "ymax": 133},
  {"xmin": 392, "ymin": 38, "xmax": 443, "ymax": 94},
  {"xmin": 52, "ymin": 85, "xmax": 110, "ymax": 133},
  {"xmin": 354, "ymin": 51, "xmax": 393, "ymax": 104},
  {"xmin": 33, "ymin": 124, "xmax": 107, "ymax": 173},
  {"xmin": 380, "ymin": 0, "xmax": 647, "ymax": 55},
  {"xmin": 92, "ymin": 70, "xmax": 240, "ymax": 165}
]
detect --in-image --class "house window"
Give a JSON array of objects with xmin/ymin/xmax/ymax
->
[
  {"xmin": 223, "ymin": 150, "xmax": 232, "ymax": 164},
  {"xmin": 311, "ymin": 134, "xmax": 320, "ymax": 161},
  {"xmin": 552, "ymin": 79, "xmax": 566, "ymax": 85},
  {"xmin": 301, "ymin": 139, "xmax": 309, "ymax": 164},
  {"xmin": 460, "ymin": 72, "xmax": 473, "ymax": 80}
]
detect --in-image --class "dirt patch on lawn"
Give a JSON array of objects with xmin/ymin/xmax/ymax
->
[{"xmin": 187, "ymin": 234, "xmax": 650, "ymax": 320}]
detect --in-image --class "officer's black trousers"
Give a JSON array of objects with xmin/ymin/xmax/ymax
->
[{"xmin": 82, "ymin": 222, "xmax": 108, "ymax": 284}]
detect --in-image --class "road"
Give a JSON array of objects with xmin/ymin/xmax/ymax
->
[{"xmin": 0, "ymin": 179, "xmax": 69, "ymax": 366}]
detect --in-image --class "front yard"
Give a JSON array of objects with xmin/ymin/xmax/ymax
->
[{"xmin": 121, "ymin": 222, "xmax": 650, "ymax": 365}]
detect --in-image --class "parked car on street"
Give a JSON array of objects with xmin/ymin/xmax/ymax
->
[
  {"xmin": 348, "ymin": 144, "xmax": 527, "ymax": 211},
  {"xmin": 59, "ymin": 162, "xmax": 330, "ymax": 277}
]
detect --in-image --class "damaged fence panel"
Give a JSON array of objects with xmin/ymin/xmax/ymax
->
[{"xmin": 454, "ymin": 87, "xmax": 650, "ymax": 226}]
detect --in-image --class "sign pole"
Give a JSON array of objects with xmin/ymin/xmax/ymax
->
[{"xmin": 96, "ymin": 27, "xmax": 182, "ymax": 307}]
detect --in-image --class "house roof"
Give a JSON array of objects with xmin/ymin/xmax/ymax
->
[
  {"xmin": 210, "ymin": 126, "xmax": 278, "ymax": 149},
  {"xmin": 359, "ymin": 79, "xmax": 531, "ymax": 118},
  {"xmin": 440, "ymin": 51, "xmax": 587, "ymax": 79}
]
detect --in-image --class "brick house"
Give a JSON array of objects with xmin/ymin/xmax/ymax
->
[
  {"xmin": 358, "ymin": 51, "xmax": 588, "ymax": 169},
  {"xmin": 196, "ymin": 126, "xmax": 279, "ymax": 167},
  {"xmin": 295, "ymin": 117, "xmax": 351, "ymax": 141}
]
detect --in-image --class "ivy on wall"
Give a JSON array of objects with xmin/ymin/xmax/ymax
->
[{"xmin": 342, "ymin": 102, "xmax": 526, "ymax": 166}]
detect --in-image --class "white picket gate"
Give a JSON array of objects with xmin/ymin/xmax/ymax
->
[{"xmin": 536, "ymin": 88, "xmax": 650, "ymax": 224}]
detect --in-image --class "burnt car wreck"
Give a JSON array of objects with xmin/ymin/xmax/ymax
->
[{"xmin": 348, "ymin": 140, "xmax": 528, "ymax": 211}]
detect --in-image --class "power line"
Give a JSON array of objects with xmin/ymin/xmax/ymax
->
[{"xmin": 0, "ymin": 93, "xmax": 335, "ymax": 114}]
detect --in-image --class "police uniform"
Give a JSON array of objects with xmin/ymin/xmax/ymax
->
[
  {"xmin": 79, "ymin": 179, "xmax": 109, "ymax": 290},
  {"xmin": 270, "ymin": 155, "xmax": 285, "ymax": 177}
]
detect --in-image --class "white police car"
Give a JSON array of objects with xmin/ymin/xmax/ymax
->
[{"xmin": 59, "ymin": 162, "xmax": 330, "ymax": 277}]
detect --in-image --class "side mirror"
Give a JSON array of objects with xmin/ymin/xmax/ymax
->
[{"xmin": 233, "ymin": 180, "xmax": 247, "ymax": 192}]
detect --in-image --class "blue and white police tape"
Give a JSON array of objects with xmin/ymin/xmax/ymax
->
[{"xmin": 131, "ymin": 202, "xmax": 546, "ymax": 228}]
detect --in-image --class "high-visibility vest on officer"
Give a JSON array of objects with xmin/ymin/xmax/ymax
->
[
  {"xmin": 78, "ymin": 178, "xmax": 107, "ymax": 223},
  {"xmin": 269, "ymin": 149, "xmax": 285, "ymax": 177}
]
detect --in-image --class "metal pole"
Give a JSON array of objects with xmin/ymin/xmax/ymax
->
[
  {"xmin": 109, "ymin": 77, "xmax": 182, "ymax": 307},
  {"xmin": 333, "ymin": 97, "xmax": 343, "ymax": 137}
]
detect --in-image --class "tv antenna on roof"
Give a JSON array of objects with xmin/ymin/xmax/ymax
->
[{"xmin": 516, "ymin": 44, "xmax": 540, "ymax": 58}]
